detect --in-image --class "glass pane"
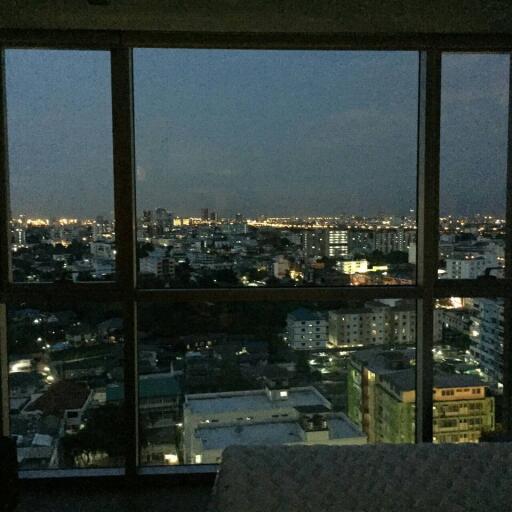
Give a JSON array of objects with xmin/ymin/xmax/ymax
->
[
  {"xmin": 137, "ymin": 298, "xmax": 416, "ymax": 466},
  {"xmin": 433, "ymin": 298, "xmax": 499, "ymax": 443},
  {"xmin": 7, "ymin": 301, "xmax": 124, "ymax": 470},
  {"xmin": 134, "ymin": 50, "xmax": 418, "ymax": 288},
  {"xmin": 439, "ymin": 54, "xmax": 508, "ymax": 279},
  {"xmin": 6, "ymin": 50, "xmax": 115, "ymax": 283}
]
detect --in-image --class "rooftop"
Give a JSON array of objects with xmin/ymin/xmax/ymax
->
[
  {"xmin": 381, "ymin": 369, "xmax": 486, "ymax": 393},
  {"xmin": 197, "ymin": 421, "xmax": 304, "ymax": 450},
  {"xmin": 107, "ymin": 372, "xmax": 181, "ymax": 402},
  {"xmin": 185, "ymin": 386, "xmax": 330, "ymax": 415},
  {"xmin": 288, "ymin": 308, "xmax": 326, "ymax": 322},
  {"xmin": 195, "ymin": 414, "xmax": 363, "ymax": 451},
  {"xmin": 24, "ymin": 381, "xmax": 91, "ymax": 416},
  {"xmin": 351, "ymin": 348, "xmax": 415, "ymax": 374}
]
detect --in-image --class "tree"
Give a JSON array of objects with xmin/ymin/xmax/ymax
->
[
  {"xmin": 61, "ymin": 403, "xmax": 134, "ymax": 467},
  {"xmin": 385, "ymin": 251, "xmax": 408, "ymax": 265},
  {"xmin": 295, "ymin": 351, "xmax": 311, "ymax": 376},
  {"xmin": 367, "ymin": 250, "xmax": 386, "ymax": 265}
]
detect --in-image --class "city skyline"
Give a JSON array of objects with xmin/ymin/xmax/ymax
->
[{"xmin": 5, "ymin": 50, "xmax": 509, "ymax": 218}]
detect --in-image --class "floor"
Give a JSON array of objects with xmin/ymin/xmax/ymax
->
[{"xmin": 18, "ymin": 476, "xmax": 215, "ymax": 512}]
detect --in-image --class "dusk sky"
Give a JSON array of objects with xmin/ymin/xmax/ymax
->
[{"xmin": 5, "ymin": 49, "xmax": 509, "ymax": 219}]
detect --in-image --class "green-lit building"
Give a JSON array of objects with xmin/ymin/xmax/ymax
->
[{"xmin": 347, "ymin": 349, "xmax": 494, "ymax": 444}]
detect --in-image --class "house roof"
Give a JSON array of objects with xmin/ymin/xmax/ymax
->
[
  {"xmin": 288, "ymin": 308, "xmax": 326, "ymax": 322},
  {"xmin": 25, "ymin": 381, "xmax": 90, "ymax": 416}
]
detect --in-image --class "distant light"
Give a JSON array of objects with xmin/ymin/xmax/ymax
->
[
  {"xmin": 164, "ymin": 453, "xmax": 179, "ymax": 464},
  {"xmin": 195, "ymin": 454, "xmax": 202, "ymax": 464}
]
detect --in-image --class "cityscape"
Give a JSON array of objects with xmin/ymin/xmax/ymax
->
[
  {"xmin": 7, "ymin": 209, "xmax": 506, "ymax": 468},
  {"xmin": 4, "ymin": 48, "xmax": 509, "ymax": 472}
]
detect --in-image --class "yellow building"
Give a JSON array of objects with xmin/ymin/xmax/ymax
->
[{"xmin": 347, "ymin": 349, "xmax": 495, "ymax": 444}]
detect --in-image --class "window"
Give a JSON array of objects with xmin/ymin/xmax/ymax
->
[
  {"xmin": 439, "ymin": 54, "xmax": 508, "ymax": 280},
  {"xmin": 6, "ymin": 301, "xmax": 124, "ymax": 470},
  {"xmin": 5, "ymin": 50, "xmax": 115, "ymax": 283},
  {"xmin": 134, "ymin": 49, "xmax": 418, "ymax": 289},
  {"xmin": 433, "ymin": 298, "xmax": 499, "ymax": 443},
  {"xmin": 0, "ymin": 44, "xmax": 510, "ymax": 477}
]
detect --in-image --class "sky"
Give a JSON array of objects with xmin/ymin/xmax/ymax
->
[{"xmin": 5, "ymin": 49, "xmax": 509, "ymax": 219}]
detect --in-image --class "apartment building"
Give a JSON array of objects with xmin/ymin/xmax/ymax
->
[
  {"xmin": 286, "ymin": 308, "xmax": 329, "ymax": 350},
  {"xmin": 347, "ymin": 349, "xmax": 494, "ymax": 444},
  {"xmin": 469, "ymin": 298, "xmax": 504, "ymax": 386},
  {"xmin": 329, "ymin": 300, "xmax": 442, "ymax": 347}
]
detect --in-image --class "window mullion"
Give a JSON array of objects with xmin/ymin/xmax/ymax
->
[
  {"xmin": 0, "ymin": 48, "xmax": 10, "ymax": 294},
  {"xmin": 416, "ymin": 50, "xmax": 441, "ymax": 443},
  {"xmin": 502, "ymin": 54, "xmax": 512, "ymax": 432},
  {"xmin": 0, "ymin": 48, "xmax": 11, "ymax": 437},
  {"xmin": 111, "ymin": 47, "xmax": 138, "ymax": 475}
]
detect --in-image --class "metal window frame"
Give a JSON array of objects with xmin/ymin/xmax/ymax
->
[{"xmin": 0, "ymin": 32, "xmax": 511, "ymax": 478}]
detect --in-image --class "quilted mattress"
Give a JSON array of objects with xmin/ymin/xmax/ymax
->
[{"xmin": 209, "ymin": 443, "xmax": 512, "ymax": 512}]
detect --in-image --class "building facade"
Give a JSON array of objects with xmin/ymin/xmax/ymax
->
[
  {"xmin": 347, "ymin": 349, "xmax": 495, "ymax": 444},
  {"xmin": 286, "ymin": 308, "xmax": 329, "ymax": 350}
]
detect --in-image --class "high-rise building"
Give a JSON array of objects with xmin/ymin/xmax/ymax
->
[
  {"xmin": 374, "ymin": 228, "xmax": 415, "ymax": 254},
  {"xmin": 12, "ymin": 227, "xmax": 26, "ymax": 247},
  {"xmin": 302, "ymin": 228, "xmax": 348, "ymax": 259},
  {"xmin": 155, "ymin": 208, "xmax": 172, "ymax": 237},
  {"xmin": 326, "ymin": 229, "xmax": 348, "ymax": 258},
  {"xmin": 302, "ymin": 229, "xmax": 325, "ymax": 259},
  {"xmin": 348, "ymin": 229, "xmax": 374, "ymax": 255},
  {"xmin": 469, "ymin": 298, "xmax": 504, "ymax": 385},
  {"xmin": 201, "ymin": 208, "xmax": 209, "ymax": 221},
  {"xmin": 347, "ymin": 348, "xmax": 494, "ymax": 444}
]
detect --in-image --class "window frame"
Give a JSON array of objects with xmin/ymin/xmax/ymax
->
[{"xmin": 0, "ymin": 32, "xmax": 511, "ymax": 479}]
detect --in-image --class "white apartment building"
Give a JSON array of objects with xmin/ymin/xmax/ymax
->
[
  {"xmin": 90, "ymin": 240, "xmax": 115, "ymax": 260},
  {"xmin": 444, "ymin": 256, "xmax": 486, "ymax": 279},
  {"xmin": 302, "ymin": 228, "xmax": 348, "ymax": 260},
  {"xmin": 326, "ymin": 229, "xmax": 348, "ymax": 258},
  {"xmin": 329, "ymin": 300, "xmax": 442, "ymax": 347},
  {"xmin": 285, "ymin": 308, "xmax": 329, "ymax": 350},
  {"xmin": 139, "ymin": 248, "xmax": 176, "ymax": 279},
  {"xmin": 340, "ymin": 259, "xmax": 368, "ymax": 274},
  {"xmin": 469, "ymin": 298, "xmax": 504, "ymax": 386}
]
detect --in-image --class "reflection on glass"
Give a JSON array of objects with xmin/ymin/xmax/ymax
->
[
  {"xmin": 5, "ymin": 50, "xmax": 115, "ymax": 282},
  {"xmin": 137, "ymin": 299, "xmax": 417, "ymax": 465},
  {"xmin": 433, "ymin": 298, "xmax": 499, "ymax": 443},
  {"xmin": 8, "ymin": 302, "xmax": 124, "ymax": 469},
  {"xmin": 134, "ymin": 50, "xmax": 418, "ymax": 288},
  {"xmin": 439, "ymin": 54, "xmax": 508, "ymax": 279}
]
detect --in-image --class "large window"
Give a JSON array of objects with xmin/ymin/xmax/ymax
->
[
  {"xmin": 433, "ymin": 298, "xmax": 500, "ymax": 443},
  {"xmin": 5, "ymin": 50, "xmax": 115, "ymax": 283},
  {"xmin": 439, "ymin": 54, "xmax": 508, "ymax": 280},
  {"xmin": 134, "ymin": 50, "xmax": 419, "ymax": 289},
  {"xmin": 7, "ymin": 301, "xmax": 124, "ymax": 470},
  {"xmin": 0, "ymin": 45, "xmax": 511, "ymax": 477}
]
